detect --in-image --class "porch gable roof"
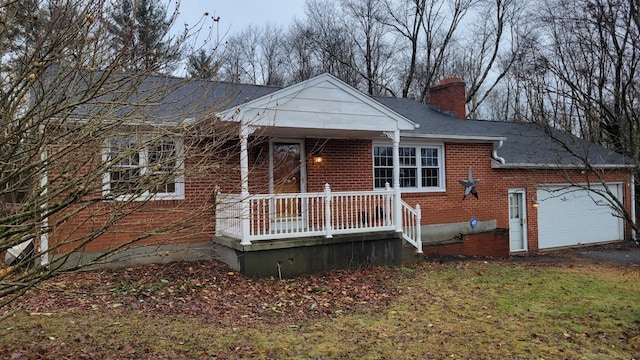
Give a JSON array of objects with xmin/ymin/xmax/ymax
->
[{"xmin": 216, "ymin": 73, "xmax": 418, "ymax": 133}]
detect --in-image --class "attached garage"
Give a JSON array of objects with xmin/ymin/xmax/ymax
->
[{"xmin": 536, "ymin": 184, "xmax": 624, "ymax": 249}]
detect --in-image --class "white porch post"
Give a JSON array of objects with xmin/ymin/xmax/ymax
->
[
  {"xmin": 415, "ymin": 204, "xmax": 422, "ymax": 252},
  {"xmin": 240, "ymin": 123, "xmax": 252, "ymax": 245},
  {"xmin": 391, "ymin": 130, "xmax": 402, "ymax": 232},
  {"xmin": 39, "ymin": 145, "xmax": 49, "ymax": 266},
  {"xmin": 324, "ymin": 183, "xmax": 333, "ymax": 238}
]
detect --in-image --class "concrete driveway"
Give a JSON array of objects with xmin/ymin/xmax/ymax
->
[{"xmin": 515, "ymin": 242, "xmax": 640, "ymax": 266}]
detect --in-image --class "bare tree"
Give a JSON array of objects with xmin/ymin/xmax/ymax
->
[
  {"xmin": 283, "ymin": 20, "xmax": 318, "ymax": 83},
  {"xmin": 448, "ymin": 0, "xmax": 526, "ymax": 118},
  {"xmin": 258, "ymin": 23, "xmax": 287, "ymax": 86},
  {"xmin": 374, "ymin": 0, "xmax": 478, "ymax": 102},
  {"xmin": 383, "ymin": 0, "xmax": 426, "ymax": 98},
  {"xmin": 505, "ymin": 0, "xmax": 640, "ymax": 233},
  {"xmin": 297, "ymin": 1, "xmax": 360, "ymax": 86},
  {"xmin": 342, "ymin": 0, "xmax": 396, "ymax": 95},
  {"xmin": 0, "ymin": 0, "xmax": 242, "ymax": 306},
  {"xmin": 514, "ymin": 0, "xmax": 639, "ymax": 146}
]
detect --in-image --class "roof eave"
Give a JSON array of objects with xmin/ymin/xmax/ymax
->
[
  {"xmin": 492, "ymin": 162, "xmax": 634, "ymax": 169},
  {"xmin": 400, "ymin": 133, "xmax": 507, "ymax": 143}
]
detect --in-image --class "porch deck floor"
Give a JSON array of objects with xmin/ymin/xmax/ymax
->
[{"xmin": 214, "ymin": 231, "xmax": 402, "ymax": 252}]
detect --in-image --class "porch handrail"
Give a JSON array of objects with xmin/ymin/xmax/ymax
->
[
  {"xmin": 217, "ymin": 185, "xmax": 396, "ymax": 244},
  {"xmin": 216, "ymin": 185, "xmax": 423, "ymax": 253},
  {"xmin": 401, "ymin": 200, "xmax": 423, "ymax": 253},
  {"xmin": 245, "ymin": 186, "xmax": 396, "ymax": 242},
  {"xmin": 215, "ymin": 193, "xmax": 244, "ymax": 239}
]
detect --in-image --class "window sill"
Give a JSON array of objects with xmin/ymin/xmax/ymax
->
[
  {"xmin": 106, "ymin": 193, "xmax": 185, "ymax": 202},
  {"xmin": 376, "ymin": 187, "xmax": 446, "ymax": 194}
]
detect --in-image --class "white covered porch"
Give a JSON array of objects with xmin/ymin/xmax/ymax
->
[{"xmin": 213, "ymin": 74, "xmax": 423, "ymax": 253}]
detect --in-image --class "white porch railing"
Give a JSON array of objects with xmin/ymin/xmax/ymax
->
[
  {"xmin": 401, "ymin": 200, "xmax": 422, "ymax": 253},
  {"xmin": 215, "ymin": 193, "xmax": 243, "ymax": 239},
  {"xmin": 215, "ymin": 183, "xmax": 423, "ymax": 252}
]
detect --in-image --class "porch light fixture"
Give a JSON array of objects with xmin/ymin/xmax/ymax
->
[
  {"xmin": 312, "ymin": 149, "xmax": 323, "ymax": 163},
  {"xmin": 532, "ymin": 197, "xmax": 539, "ymax": 208}
]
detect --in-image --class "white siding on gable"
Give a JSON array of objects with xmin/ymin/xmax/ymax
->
[{"xmin": 218, "ymin": 74, "xmax": 416, "ymax": 133}]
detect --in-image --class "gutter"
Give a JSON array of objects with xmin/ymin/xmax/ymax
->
[
  {"xmin": 492, "ymin": 162, "xmax": 636, "ymax": 169},
  {"xmin": 400, "ymin": 133, "xmax": 506, "ymax": 143}
]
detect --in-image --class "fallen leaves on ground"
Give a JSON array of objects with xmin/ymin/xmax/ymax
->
[{"xmin": 2, "ymin": 260, "xmax": 405, "ymax": 327}]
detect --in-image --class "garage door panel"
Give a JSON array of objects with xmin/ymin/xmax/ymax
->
[{"xmin": 537, "ymin": 184, "xmax": 622, "ymax": 249}]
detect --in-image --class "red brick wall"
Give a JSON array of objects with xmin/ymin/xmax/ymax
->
[
  {"xmin": 49, "ymin": 142, "xmax": 219, "ymax": 253},
  {"xmin": 402, "ymin": 142, "xmax": 632, "ymax": 252},
  {"xmin": 306, "ymin": 139, "xmax": 373, "ymax": 192},
  {"xmin": 422, "ymin": 229, "xmax": 510, "ymax": 257},
  {"xmin": 49, "ymin": 137, "xmax": 631, "ymax": 256}
]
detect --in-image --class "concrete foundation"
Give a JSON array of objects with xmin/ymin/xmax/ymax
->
[
  {"xmin": 50, "ymin": 242, "xmax": 217, "ymax": 270},
  {"xmin": 214, "ymin": 231, "xmax": 422, "ymax": 278},
  {"xmin": 422, "ymin": 219, "xmax": 497, "ymax": 243}
]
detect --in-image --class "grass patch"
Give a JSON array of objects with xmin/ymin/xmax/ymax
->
[{"xmin": 1, "ymin": 261, "xmax": 639, "ymax": 359}]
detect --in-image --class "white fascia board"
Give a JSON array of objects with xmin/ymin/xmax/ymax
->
[
  {"xmin": 492, "ymin": 162, "xmax": 635, "ymax": 169},
  {"xmin": 216, "ymin": 73, "xmax": 418, "ymax": 132},
  {"xmin": 62, "ymin": 116, "xmax": 187, "ymax": 128},
  {"xmin": 400, "ymin": 133, "xmax": 507, "ymax": 143}
]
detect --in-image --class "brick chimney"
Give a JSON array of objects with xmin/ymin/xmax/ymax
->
[{"xmin": 429, "ymin": 77, "xmax": 466, "ymax": 119}]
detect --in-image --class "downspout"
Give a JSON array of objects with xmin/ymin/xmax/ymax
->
[{"xmin": 492, "ymin": 140, "xmax": 506, "ymax": 165}]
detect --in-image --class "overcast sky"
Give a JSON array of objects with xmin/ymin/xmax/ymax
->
[{"xmin": 175, "ymin": 0, "xmax": 307, "ymax": 35}]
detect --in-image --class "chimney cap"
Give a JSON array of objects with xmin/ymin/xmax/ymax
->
[{"xmin": 438, "ymin": 77, "xmax": 463, "ymax": 85}]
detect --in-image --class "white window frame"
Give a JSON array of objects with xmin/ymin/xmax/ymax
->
[
  {"xmin": 102, "ymin": 137, "xmax": 185, "ymax": 201},
  {"xmin": 372, "ymin": 140, "xmax": 446, "ymax": 193}
]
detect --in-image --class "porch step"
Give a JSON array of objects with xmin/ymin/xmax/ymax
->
[{"xmin": 422, "ymin": 236, "xmax": 464, "ymax": 247}]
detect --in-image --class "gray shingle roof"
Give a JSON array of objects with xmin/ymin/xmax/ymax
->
[
  {"xmin": 66, "ymin": 72, "xmax": 630, "ymax": 168},
  {"xmin": 373, "ymin": 96, "xmax": 632, "ymax": 168},
  {"xmin": 66, "ymin": 73, "xmax": 281, "ymax": 122}
]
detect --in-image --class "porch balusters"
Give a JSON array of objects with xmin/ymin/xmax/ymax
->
[{"xmin": 216, "ymin": 182, "xmax": 422, "ymax": 252}]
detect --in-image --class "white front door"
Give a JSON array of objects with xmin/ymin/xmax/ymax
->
[{"xmin": 509, "ymin": 190, "xmax": 527, "ymax": 252}]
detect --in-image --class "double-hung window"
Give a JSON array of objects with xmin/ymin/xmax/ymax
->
[
  {"xmin": 104, "ymin": 137, "xmax": 184, "ymax": 200},
  {"xmin": 373, "ymin": 143, "xmax": 444, "ymax": 191}
]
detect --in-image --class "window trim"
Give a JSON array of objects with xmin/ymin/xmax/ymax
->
[
  {"xmin": 372, "ymin": 140, "xmax": 446, "ymax": 193},
  {"xmin": 102, "ymin": 137, "xmax": 185, "ymax": 201}
]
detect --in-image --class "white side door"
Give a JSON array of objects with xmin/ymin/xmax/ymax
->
[{"xmin": 509, "ymin": 190, "xmax": 527, "ymax": 252}]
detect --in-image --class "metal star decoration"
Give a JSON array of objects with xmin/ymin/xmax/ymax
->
[{"xmin": 459, "ymin": 167, "xmax": 480, "ymax": 200}]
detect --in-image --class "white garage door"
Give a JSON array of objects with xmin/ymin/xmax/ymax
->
[{"xmin": 537, "ymin": 184, "xmax": 623, "ymax": 249}]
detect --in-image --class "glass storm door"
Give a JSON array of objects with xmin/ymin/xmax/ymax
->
[
  {"xmin": 509, "ymin": 190, "xmax": 526, "ymax": 252},
  {"xmin": 271, "ymin": 142, "xmax": 304, "ymax": 220}
]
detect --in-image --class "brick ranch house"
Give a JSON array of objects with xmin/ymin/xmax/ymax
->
[{"xmin": 39, "ymin": 73, "xmax": 633, "ymax": 277}]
